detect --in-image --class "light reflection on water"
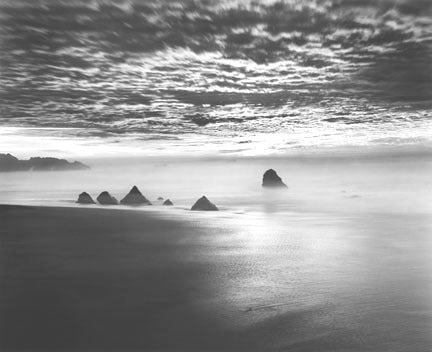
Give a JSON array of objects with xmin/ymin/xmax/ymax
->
[
  {"xmin": 182, "ymin": 208, "xmax": 432, "ymax": 350},
  {"xmin": 1, "ymin": 156, "xmax": 432, "ymax": 350}
]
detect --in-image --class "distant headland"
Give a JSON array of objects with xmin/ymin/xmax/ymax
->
[{"xmin": 0, "ymin": 153, "xmax": 89, "ymax": 172}]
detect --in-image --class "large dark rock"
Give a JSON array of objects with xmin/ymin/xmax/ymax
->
[
  {"xmin": 120, "ymin": 186, "xmax": 151, "ymax": 205},
  {"xmin": 262, "ymin": 169, "xmax": 287, "ymax": 188},
  {"xmin": 0, "ymin": 153, "xmax": 89, "ymax": 172},
  {"xmin": 191, "ymin": 196, "xmax": 218, "ymax": 211},
  {"xmin": 163, "ymin": 199, "xmax": 173, "ymax": 206},
  {"xmin": 77, "ymin": 192, "xmax": 95, "ymax": 204},
  {"xmin": 97, "ymin": 191, "xmax": 118, "ymax": 205}
]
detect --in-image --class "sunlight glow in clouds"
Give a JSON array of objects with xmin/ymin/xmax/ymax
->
[{"xmin": 0, "ymin": 0, "xmax": 431, "ymax": 156}]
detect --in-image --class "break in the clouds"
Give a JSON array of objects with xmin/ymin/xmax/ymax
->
[{"xmin": 0, "ymin": 0, "xmax": 431, "ymax": 154}]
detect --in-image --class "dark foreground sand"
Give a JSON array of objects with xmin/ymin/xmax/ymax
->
[
  {"xmin": 1, "ymin": 204, "xmax": 431, "ymax": 352},
  {"xmin": 1, "ymin": 205, "xmax": 242, "ymax": 351}
]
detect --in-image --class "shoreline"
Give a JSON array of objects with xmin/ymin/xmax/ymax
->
[
  {"xmin": 0, "ymin": 203, "xmax": 238, "ymax": 351},
  {"xmin": 1, "ymin": 203, "xmax": 431, "ymax": 351}
]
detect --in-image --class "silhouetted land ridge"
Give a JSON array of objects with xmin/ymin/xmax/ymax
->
[{"xmin": 0, "ymin": 153, "xmax": 89, "ymax": 172}]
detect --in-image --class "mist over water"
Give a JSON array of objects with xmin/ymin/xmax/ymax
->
[
  {"xmin": 1, "ymin": 155, "xmax": 431, "ymax": 214},
  {"xmin": 2, "ymin": 156, "xmax": 432, "ymax": 350},
  {"xmin": 1, "ymin": 0, "xmax": 432, "ymax": 155}
]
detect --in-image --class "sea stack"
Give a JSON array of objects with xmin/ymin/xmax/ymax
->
[
  {"xmin": 120, "ymin": 186, "xmax": 151, "ymax": 205},
  {"xmin": 262, "ymin": 169, "xmax": 287, "ymax": 188},
  {"xmin": 97, "ymin": 191, "xmax": 118, "ymax": 205},
  {"xmin": 191, "ymin": 196, "xmax": 218, "ymax": 211},
  {"xmin": 163, "ymin": 199, "xmax": 173, "ymax": 206},
  {"xmin": 76, "ymin": 192, "xmax": 95, "ymax": 204}
]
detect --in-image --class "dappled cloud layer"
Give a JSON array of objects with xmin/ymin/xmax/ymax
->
[{"xmin": 1, "ymin": 0, "xmax": 431, "ymax": 153}]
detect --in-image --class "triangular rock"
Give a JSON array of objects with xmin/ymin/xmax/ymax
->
[
  {"xmin": 262, "ymin": 169, "xmax": 287, "ymax": 188},
  {"xmin": 191, "ymin": 196, "xmax": 218, "ymax": 211},
  {"xmin": 77, "ymin": 192, "xmax": 95, "ymax": 204},
  {"xmin": 120, "ymin": 186, "xmax": 151, "ymax": 205},
  {"xmin": 97, "ymin": 191, "xmax": 118, "ymax": 205},
  {"xmin": 163, "ymin": 199, "xmax": 173, "ymax": 206}
]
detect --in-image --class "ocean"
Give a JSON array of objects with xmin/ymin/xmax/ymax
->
[{"xmin": 1, "ymin": 154, "xmax": 432, "ymax": 350}]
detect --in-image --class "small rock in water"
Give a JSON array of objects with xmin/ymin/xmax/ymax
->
[
  {"xmin": 120, "ymin": 186, "xmax": 152, "ymax": 205},
  {"xmin": 163, "ymin": 199, "xmax": 173, "ymax": 206},
  {"xmin": 262, "ymin": 169, "xmax": 287, "ymax": 188},
  {"xmin": 157, "ymin": 197, "xmax": 164, "ymax": 201},
  {"xmin": 77, "ymin": 192, "xmax": 95, "ymax": 204},
  {"xmin": 191, "ymin": 196, "xmax": 218, "ymax": 211},
  {"xmin": 97, "ymin": 191, "xmax": 118, "ymax": 205}
]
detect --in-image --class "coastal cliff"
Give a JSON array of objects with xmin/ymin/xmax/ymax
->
[{"xmin": 0, "ymin": 153, "xmax": 89, "ymax": 172}]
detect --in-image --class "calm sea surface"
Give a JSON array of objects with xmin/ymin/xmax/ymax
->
[{"xmin": 1, "ymin": 156, "xmax": 431, "ymax": 350}]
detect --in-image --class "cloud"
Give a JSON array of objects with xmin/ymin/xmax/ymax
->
[{"xmin": 0, "ymin": 0, "xmax": 431, "ymax": 142}]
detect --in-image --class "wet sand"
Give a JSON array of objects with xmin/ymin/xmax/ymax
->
[
  {"xmin": 0, "ymin": 205, "xmax": 240, "ymax": 351},
  {"xmin": 1, "ymin": 204, "xmax": 431, "ymax": 351}
]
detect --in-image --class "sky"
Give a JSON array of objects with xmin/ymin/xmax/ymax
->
[{"xmin": 0, "ymin": 0, "xmax": 431, "ymax": 157}]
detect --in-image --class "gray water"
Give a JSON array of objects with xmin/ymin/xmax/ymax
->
[{"xmin": 1, "ymin": 155, "xmax": 432, "ymax": 350}]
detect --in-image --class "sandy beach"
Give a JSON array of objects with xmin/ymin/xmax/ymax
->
[
  {"xmin": 1, "ymin": 205, "xmax": 237, "ymax": 351},
  {"xmin": 1, "ymin": 202, "xmax": 431, "ymax": 351}
]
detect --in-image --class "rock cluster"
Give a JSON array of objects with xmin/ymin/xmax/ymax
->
[{"xmin": 76, "ymin": 170, "xmax": 286, "ymax": 211}]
